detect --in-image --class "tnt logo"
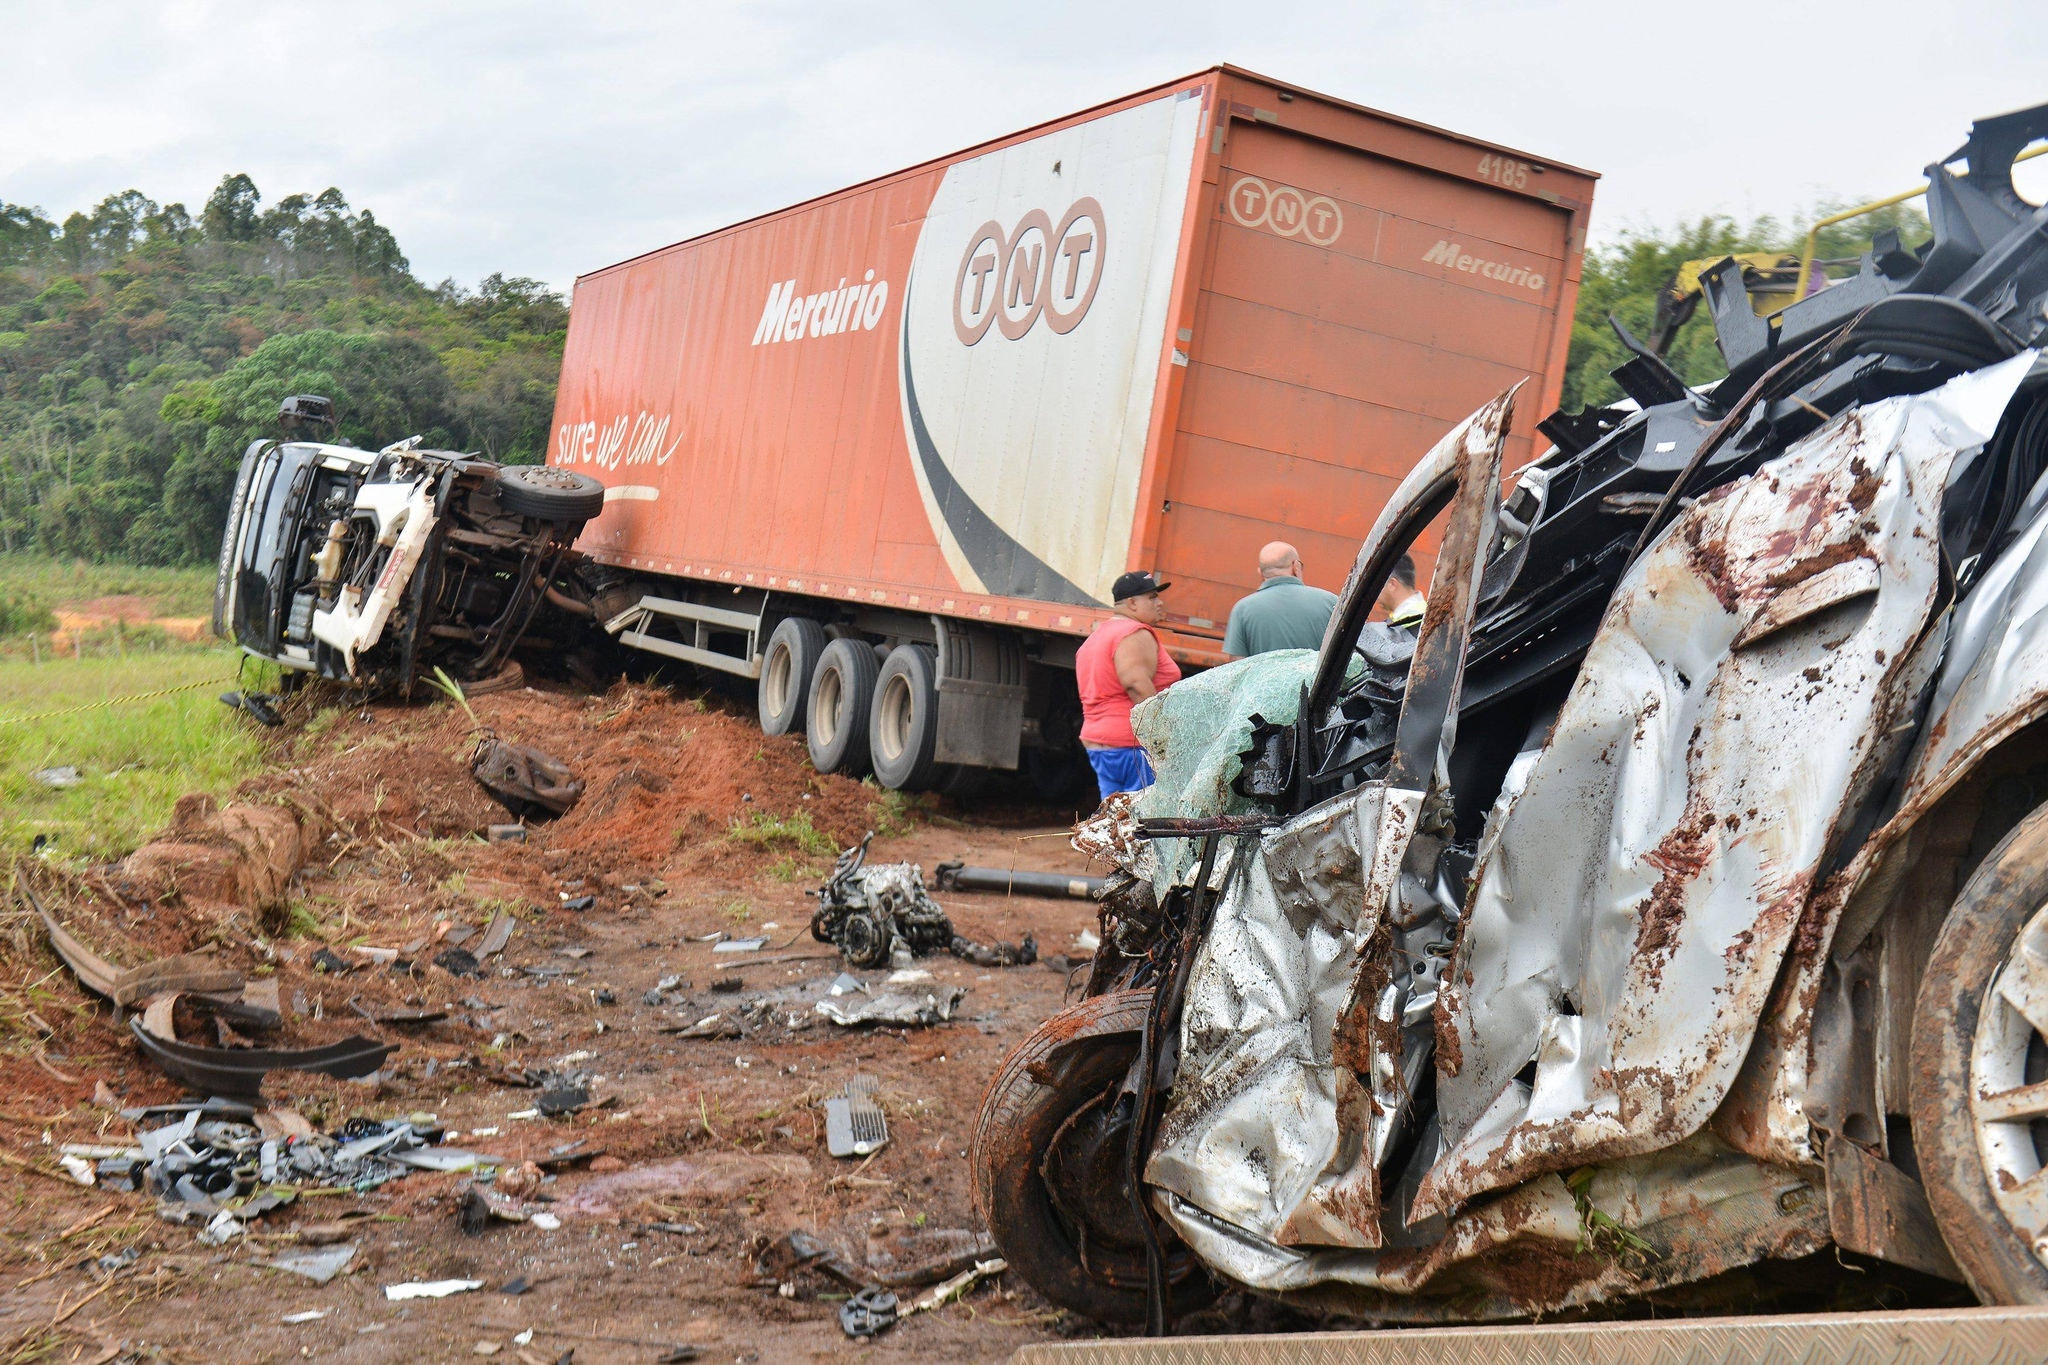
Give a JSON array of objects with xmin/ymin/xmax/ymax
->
[
  {"xmin": 1227, "ymin": 176, "xmax": 1341, "ymax": 247},
  {"xmin": 954, "ymin": 198, "xmax": 1106, "ymax": 345}
]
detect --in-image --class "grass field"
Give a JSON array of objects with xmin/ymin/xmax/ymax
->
[
  {"xmin": 0, "ymin": 554, "xmax": 216, "ymax": 620},
  {"xmin": 0, "ymin": 648, "xmax": 269, "ymax": 862}
]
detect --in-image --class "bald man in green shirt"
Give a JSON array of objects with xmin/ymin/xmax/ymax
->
[{"xmin": 1223, "ymin": 541, "xmax": 1341, "ymax": 659}]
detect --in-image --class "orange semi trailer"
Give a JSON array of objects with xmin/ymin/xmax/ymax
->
[{"xmin": 546, "ymin": 66, "xmax": 1595, "ymax": 794}]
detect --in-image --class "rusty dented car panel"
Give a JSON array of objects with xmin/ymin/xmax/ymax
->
[
  {"xmin": 1419, "ymin": 353, "xmax": 2038, "ymax": 1218},
  {"xmin": 1118, "ymin": 356, "xmax": 2037, "ymax": 1306}
]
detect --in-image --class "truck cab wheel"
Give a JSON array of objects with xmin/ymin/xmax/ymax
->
[
  {"xmin": 495, "ymin": 464, "xmax": 606, "ymax": 522},
  {"xmin": 758, "ymin": 618, "xmax": 827, "ymax": 736},
  {"xmin": 1910, "ymin": 801, "xmax": 2048, "ymax": 1303},
  {"xmin": 807, "ymin": 637, "xmax": 879, "ymax": 776},
  {"xmin": 870, "ymin": 644, "xmax": 944, "ymax": 791}
]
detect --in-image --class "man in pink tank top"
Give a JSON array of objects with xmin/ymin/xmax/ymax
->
[{"xmin": 1075, "ymin": 571, "xmax": 1183, "ymax": 800}]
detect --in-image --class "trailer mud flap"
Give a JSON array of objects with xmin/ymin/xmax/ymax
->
[{"xmin": 932, "ymin": 619, "xmax": 1026, "ymax": 769}]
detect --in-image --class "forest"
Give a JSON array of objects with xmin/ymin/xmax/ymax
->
[
  {"xmin": 0, "ymin": 171, "xmax": 1927, "ymax": 572},
  {"xmin": 0, "ymin": 174, "xmax": 565, "ymax": 566}
]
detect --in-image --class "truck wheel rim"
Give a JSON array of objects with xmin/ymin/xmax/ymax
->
[
  {"xmin": 815, "ymin": 669, "xmax": 844, "ymax": 746},
  {"xmin": 764, "ymin": 644, "xmax": 794, "ymax": 715},
  {"xmin": 1969, "ymin": 900, "xmax": 2048, "ymax": 1269},
  {"xmin": 876, "ymin": 673, "xmax": 915, "ymax": 765}
]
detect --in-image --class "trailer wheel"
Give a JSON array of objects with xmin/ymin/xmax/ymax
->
[
  {"xmin": 1910, "ymin": 801, "xmax": 2048, "ymax": 1303},
  {"xmin": 496, "ymin": 465, "xmax": 606, "ymax": 522},
  {"xmin": 758, "ymin": 618, "xmax": 827, "ymax": 736},
  {"xmin": 807, "ymin": 638, "xmax": 879, "ymax": 776},
  {"xmin": 972, "ymin": 990, "xmax": 1218, "ymax": 1325},
  {"xmin": 870, "ymin": 644, "xmax": 944, "ymax": 791}
]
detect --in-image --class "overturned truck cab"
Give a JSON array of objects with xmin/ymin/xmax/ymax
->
[
  {"xmin": 975, "ymin": 101, "xmax": 2048, "ymax": 1326},
  {"xmin": 213, "ymin": 396, "xmax": 606, "ymax": 696}
]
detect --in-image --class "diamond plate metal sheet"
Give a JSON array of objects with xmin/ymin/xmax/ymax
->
[{"xmin": 1007, "ymin": 1306, "xmax": 2048, "ymax": 1365}]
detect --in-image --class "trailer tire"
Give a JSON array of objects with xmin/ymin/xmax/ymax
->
[
  {"xmin": 495, "ymin": 465, "xmax": 607, "ymax": 522},
  {"xmin": 758, "ymin": 618, "xmax": 827, "ymax": 736},
  {"xmin": 1910, "ymin": 801, "xmax": 2048, "ymax": 1304},
  {"xmin": 807, "ymin": 638, "xmax": 879, "ymax": 776},
  {"xmin": 870, "ymin": 644, "xmax": 944, "ymax": 791}
]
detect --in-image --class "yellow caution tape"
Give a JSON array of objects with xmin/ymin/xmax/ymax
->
[{"xmin": 0, "ymin": 675, "xmax": 237, "ymax": 728}]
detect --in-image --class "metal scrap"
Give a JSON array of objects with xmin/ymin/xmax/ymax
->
[
  {"xmin": 128, "ymin": 1014, "xmax": 394, "ymax": 1101},
  {"xmin": 811, "ymin": 836, "xmax": 1036, "ymax": 969},
  {"xmin": 27, "ymin": 879, "xmax": 242, "ymax": 1007},
  {"xmin": 471, "ymin": 736, "xmax": 584, "ymax": 818},
  {"xmin": 815, "ymin": 987, "xmax": 966, "ymax": 1028},
  {"xmin": 822, "ymin": 1076, "xmax": 887, "ymax": 1157}
]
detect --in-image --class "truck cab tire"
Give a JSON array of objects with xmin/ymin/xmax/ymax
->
[
  {"xmin": 758, "ymin": 617, "xmax": 827, "ymax": 736},
  {"xmin": 1910, "ymin": 800, "xmax": 2048, "ymax": 1304},
  {"xmin": 807, "ymin": 637, "xmax": 879, "ymax": 776},
  {"xmin": 870, "ymin": 644, "xmax": 944, "ymax": 791},
  {"xmin": 495, "ymin": 464, "xmax": 607, "ymax": 522}
]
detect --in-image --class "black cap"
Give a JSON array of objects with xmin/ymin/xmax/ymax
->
[{"xmin": 1111, "ymin": 570, "xmax": 1171, "ymax": 602}]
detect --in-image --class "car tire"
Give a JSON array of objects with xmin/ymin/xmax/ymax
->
[
  {"xmin": 971, "ymin": 989, "xmax": 1218, "ymax": 1325},
  {"xmin": 870, "ymin": 644, "xmax": 944, "ymax": 791},
  {"xmin": 496, "ymin": 464, "xmax": 607, "ymax": 522},
  {"xmin": 807, "ymin": 637, "xmax": 879, "ymax": 776},
  {"xmin": 1910, "ymin": 801, "xmax": 2048, "ymax": 1304},
  {"xmin": 758, "ymin": 618, "xmax": 827, "ymax": 736}
]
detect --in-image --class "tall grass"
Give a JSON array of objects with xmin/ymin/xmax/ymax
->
[{"xmin": 0, "ymin": 648, "xmax": 268, "ymax": 862}]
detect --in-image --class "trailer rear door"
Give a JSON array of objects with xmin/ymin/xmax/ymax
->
[{"xmin": 1156, "ymin": 117, "xmax": 1582, "ymax": 634}]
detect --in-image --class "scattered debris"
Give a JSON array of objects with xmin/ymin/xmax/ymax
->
[
  {"xmin": 713, "ymin": 937, "xmax": 768, "ymax": 954},
  {"xmin": 823, "ymin": 1076, "xmax": 888, "ymax": 1158},
  {"xmin": 33, "ymin": 765, "xmax": 84, "ymax": 789},
  {"xmin": 220, "ymin": 691, "xmax": 285, "ymax": 727},
  {"xmin": 385, "ymin": 1278, "xmax": 484, "ymax": 1300},
  {"xmin": 754, "ymin": 1229, "xmax": 869, "ymax": 1290},
  {"xmin": 435, "ymin": 946, "xmax": 483, "ymax": 977},
  {"xmin": 934, "ymin": 862, "xmax": 1101, "ymax": 899},
  {"xmin": 310, "ymin": 947, "xmax": 354, "ymax": 975},
  {"xmin": 28, "ymin": 880, "xmax": 242, "ymax": 1007},
  {"xmin": 865, "ymin": 1222, "xmax": 1000, "ymax": 1288},
  {"xmin": 497, "ymin": 1161, "xmax": 545, "ymax": 1199},
  {"xmin": 840, "ymin": 1287, "xmax": 899, "ymax": 1340},
  {"xmin": 471, "ymin": 737, "xmax": 585, "ymax": 818},
  {"xmin": 127, "ymin": 1013, "xmax": 394, "ymax": 1101},
  {"xmin": 281, "ymin": 1310, "xmax": 329, "ymax": 1324},
  {"xmin": 487, "ymin": 823, "xmax": 528, "ymax": 843},
  {"xmin": 478, "ymin": 909, "xmax": 517, "ymax": 958},
  {"xmin": 904, "ymin": 1258, "xmax": 1007, "ymax": 1316},
  {"xmin": 259, "ymin": 1243, "xmax": 358, "ymax": 1284},
  {"xmin": 126, "ymin": 1105, "xmax": 493, "ymax": 1242},
  {"xmin": 816, "ymin": 988, "xmax": 966, "ymax": 1028},
  {"xmin": 810, "ymin": 836, "xmax": 1034, "ymax": 969}
]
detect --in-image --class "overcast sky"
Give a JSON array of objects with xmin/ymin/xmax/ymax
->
[{"xmin": 4, "ymin": 0, "xmax": 2044, "ymax": 293}]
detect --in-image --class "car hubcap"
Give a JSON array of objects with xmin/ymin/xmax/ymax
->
[{"xmin": 1970, "ymin": 901, "xmax": 2048, "ymax": 1268}]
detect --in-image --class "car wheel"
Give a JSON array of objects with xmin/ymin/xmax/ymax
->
[
  {"xmin": 971, "ymin": 989, "xmax": 1218, "ymax": 1325},
  {"xmin": 1910, "ymin": 801, "xmax": 2048, "ymax": 1303},
  {"xmin": 497, "ymin": 465, "xmax": 607, "ymax": 522},
  {"xmin": 870, "ymin": 644, "xmax": 943, "ymax": 791},
  {"xmin": 758, "ymin": 618, "xmax": 827, "ymax": 736},
  {"xmin": 807, "ymin": 637, "xmax": 879, "ymax": 776}
]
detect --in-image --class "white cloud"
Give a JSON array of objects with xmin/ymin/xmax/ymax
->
[{"xmin": 1, "ymin": 0, "xmax": 2042, "ymax": 290}]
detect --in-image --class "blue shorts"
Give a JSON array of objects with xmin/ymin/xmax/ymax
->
[{"xmin": 1087, "ymin": 746, "xmax": 1155, "ymax": 799}]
